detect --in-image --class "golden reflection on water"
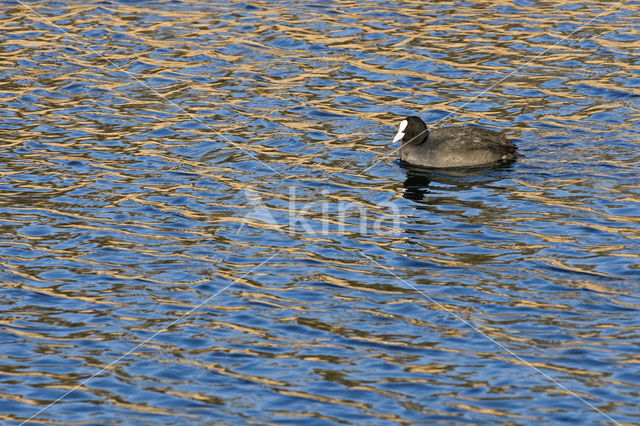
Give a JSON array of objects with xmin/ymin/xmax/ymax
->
[{"xmin": 1, "ymin": 0, "xmax": 639, "ymax": 423}]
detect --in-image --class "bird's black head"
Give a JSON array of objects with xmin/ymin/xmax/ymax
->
[{"xmin": 393, "ymin": 116, "xmax": 429, "ymax": 145}]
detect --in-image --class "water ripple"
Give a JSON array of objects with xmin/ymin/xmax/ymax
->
[{"xmin": 0, "ymin": 0, "xmax": 639, "ymax": 424}]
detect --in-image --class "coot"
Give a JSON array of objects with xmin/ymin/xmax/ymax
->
[{"xmin": 393, "ymin": 116, "xmax": 518, "ymax": 168}]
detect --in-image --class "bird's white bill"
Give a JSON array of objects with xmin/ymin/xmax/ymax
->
[{"xmin": 393, "ymin": 119, "xmax": 407, "ymax": 143}]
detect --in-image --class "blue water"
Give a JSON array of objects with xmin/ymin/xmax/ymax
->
[{"xmin": 1, "ymin": 0, "xmax": 639, "ymax": 424}]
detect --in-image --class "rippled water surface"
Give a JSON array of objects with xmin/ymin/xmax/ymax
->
[{"xmin": 1, "ymin": 0, "xmax": 640, "ymax": 424}]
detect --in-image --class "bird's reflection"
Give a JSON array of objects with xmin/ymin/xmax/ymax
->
[{"xmin": 400, "ymin": 160, "xmax": 515, "ymax": 202}]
